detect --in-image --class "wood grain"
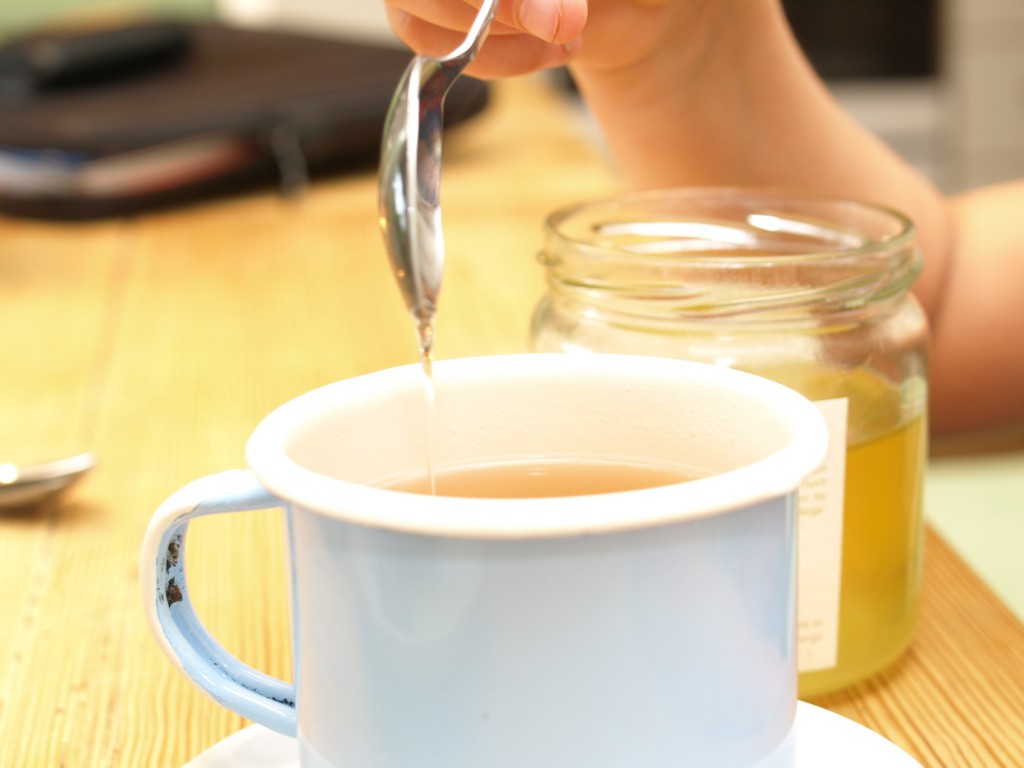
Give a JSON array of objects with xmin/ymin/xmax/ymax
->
[
  {"xmin": 811, "ymin": 529, "xmax": 1024, "ymax": 766},
  {"xmin": 0, "ymin": 75, "xmax": 1021, "ymax": 767}
]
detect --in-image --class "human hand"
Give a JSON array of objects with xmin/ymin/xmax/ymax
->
[{"xmin": 384, "ymin": 0, "xmax": 693, "ymax": 79}]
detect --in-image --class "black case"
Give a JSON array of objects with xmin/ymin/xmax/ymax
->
[{"xmin": 0, "ymin": 22, "xmax": 489, "ymax": 219}]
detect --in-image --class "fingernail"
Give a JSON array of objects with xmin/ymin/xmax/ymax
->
[{"xmin": 518, "ymin": 0, "xmax": 559, "ymax": 41}]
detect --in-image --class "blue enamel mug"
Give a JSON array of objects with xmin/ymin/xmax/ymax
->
[{"xmin": 141, "ymin": 354, "xmax": 827, "ymax": 767}]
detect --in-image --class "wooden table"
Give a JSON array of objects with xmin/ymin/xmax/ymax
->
[{"xmin": 1, "ymin": 75, "xmax": 1022, "ymax": 767}]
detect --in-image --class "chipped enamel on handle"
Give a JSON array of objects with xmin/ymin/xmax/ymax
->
[{"xmin": 139, "ymin": 469, "xmax": 296, "ymax": 736}]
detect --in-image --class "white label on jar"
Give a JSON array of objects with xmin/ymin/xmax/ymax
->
[{"xmin": 797, "ymin": 397, "xmax": 848, "ymax": 673}]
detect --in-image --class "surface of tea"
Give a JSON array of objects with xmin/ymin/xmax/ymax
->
[{"xmin": 385, "ymin": 458, "xmax": 706, "ymax": 499}]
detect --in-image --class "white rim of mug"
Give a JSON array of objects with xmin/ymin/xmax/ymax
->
[{"xmin": 245, "ymin": 354, "xmax": 828, "ymax": 539}]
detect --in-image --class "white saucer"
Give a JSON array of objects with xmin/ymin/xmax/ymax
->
[{"xmin": 184, "ymin": 701, "xmax": 921, "ymax": 767}]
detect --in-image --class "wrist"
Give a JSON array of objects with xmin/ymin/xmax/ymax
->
[
  {"xmin": 564, "ymin": 0, "xmax": 798, "ymax": 187},
  {"xmin": 570, "ymin": 0, "xmax": 780, "ymax": 96}
]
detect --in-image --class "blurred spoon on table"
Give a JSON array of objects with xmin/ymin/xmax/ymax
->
[{"xmin": 0, "ymin": 452, "xmax": 95, "ymax": 509}]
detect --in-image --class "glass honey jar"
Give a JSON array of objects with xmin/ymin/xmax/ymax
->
[{"xmin": 530, "ymin": 188, "xmax": 928, "ymax": 696}]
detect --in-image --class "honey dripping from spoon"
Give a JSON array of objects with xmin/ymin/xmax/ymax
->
[{"xmin": 417, "ymin": 317, "xmax": 437, "ymax": 496}]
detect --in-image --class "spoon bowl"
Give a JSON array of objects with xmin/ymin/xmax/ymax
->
[{"xmin": 0, "ymin": 452, "xmax": 95, "ymax": 509}]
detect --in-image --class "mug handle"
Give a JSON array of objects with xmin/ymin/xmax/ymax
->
[{"xmin": 139, "ymin": 469, "xmax": 296, "ymax": 736}]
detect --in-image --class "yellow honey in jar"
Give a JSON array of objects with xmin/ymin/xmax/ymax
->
[
  {"xmin": 824, "ymin": 414, "xmax": 926, "ymax": 692},
  {"xmin": 532, "ymin": 188, "xmax": 929, "ymax": 695},
  {"xmin": 752, "ymin": 365, "xmax": 927, "ymax": 696}
]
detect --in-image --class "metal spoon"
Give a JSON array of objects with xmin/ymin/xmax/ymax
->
[
  {"xmin": 378, "ymin": 0, "xmax": 498, "ymax": 359},
  {"xmin": 0, "ymin": 452, "xmax": 95, "ymax": 509}
]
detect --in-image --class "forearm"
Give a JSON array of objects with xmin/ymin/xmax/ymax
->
[
  {"xmin": 568, "ymin": 0, "xmax": 950, "ymax": 316},
  {"xmin": 567, "ymin": 0, "xmax": 1024, "ymax": 434},
  {"xmin": 928, "ymin": 181, "xmax": 1024, "ymax": 435}
]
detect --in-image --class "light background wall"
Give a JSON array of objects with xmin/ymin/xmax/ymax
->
[
  {"xmin": 0, "ymin": 0, "xmax": 393, "ymax": 40},
  {"xmin": 0, "ymin": 0, "xmax": 213, "ymax": 35}
]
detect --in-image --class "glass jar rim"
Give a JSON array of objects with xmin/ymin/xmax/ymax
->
[
  {"xmin": 543, "ymin": 186, "xmax": 916, "ymax": 267},
  {"xmin": 539, "ymin": 187, "xmax": 922, "ymax": 325}
]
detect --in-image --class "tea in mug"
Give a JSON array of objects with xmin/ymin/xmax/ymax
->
[{"xmin": 385, "ymin": 458, "xmax": 708, "ymax": 498}]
